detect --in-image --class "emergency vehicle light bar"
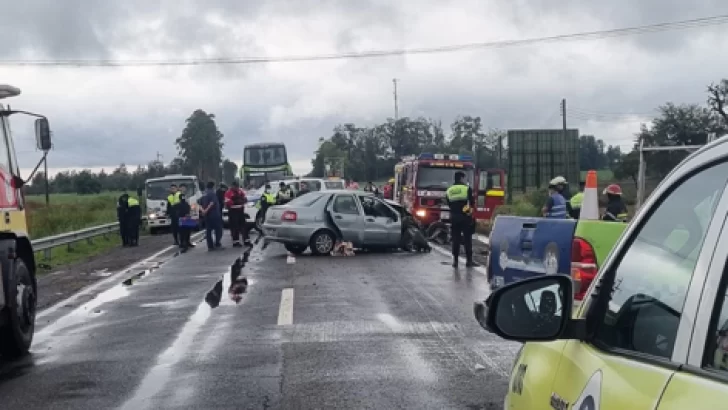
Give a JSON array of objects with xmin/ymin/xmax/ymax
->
[{"xmin": 418, "ymin": 153, "xmax": 473, "ymax": 161}]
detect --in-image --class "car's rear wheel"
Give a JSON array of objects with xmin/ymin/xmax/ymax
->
[
  {"xmin": 310, "ymin": 231, "xmax": 335, "ymax": 255},
  {"xmin": 285, "ymin": 244, "xmax": 307, "ymax": 255}
]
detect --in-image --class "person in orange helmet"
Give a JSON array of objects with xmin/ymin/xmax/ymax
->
[{"xmin": 602, "ymin": 184, "xmax": 628, "ymax": 222}]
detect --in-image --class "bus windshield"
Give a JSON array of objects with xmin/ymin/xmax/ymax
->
[
  {"xmin": 244, "ymin": 144, "xmax": 287, "ymax": 167},
  {"xmin": 417, "ymin": 167, "xmax": 474, "ymax": 190},
  {"xmin": 146, "ymin": 179, "xmax": 197, "ymax": 200}
]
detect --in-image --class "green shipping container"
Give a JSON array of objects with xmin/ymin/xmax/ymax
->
[{"xmin": 507, "ymin": 129, "xmax": 580, "ymax": 202}]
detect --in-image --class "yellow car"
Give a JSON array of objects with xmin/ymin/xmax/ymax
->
[{"xmin": 475, "ymin": 137, "xmax": 728, "ymax": 409}]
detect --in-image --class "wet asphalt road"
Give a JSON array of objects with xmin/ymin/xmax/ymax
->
[{"xmin": 0, "ymin": 236, "xmax": 518, "ymax": 410}]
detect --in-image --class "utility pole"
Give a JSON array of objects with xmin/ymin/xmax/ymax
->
[
  {"xmin": 560, "ymin": 98, "xmax": 568, "ymax": 180},
  {"xmin": 393, "ymin": 78, "xmax": 399, "ymax": 120},
  {"xmin": 156, "ymin": 151, "xmax": 163, "ymax": 162},
  {"xmin": 44, "ymin": 156, "xmax": 49, "ymax": 206}
]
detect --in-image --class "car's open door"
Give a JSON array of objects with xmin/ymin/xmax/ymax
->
[
  {"xmin": 326, "ymin": 194, "xmax": 365, "ymax": 246},
  {"xmin": 473, "ymin": 168, "xmax": 505, "ymax": 221}
]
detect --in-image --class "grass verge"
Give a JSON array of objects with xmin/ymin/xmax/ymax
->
[{"xmin": 35, "ymin": 234, "xmax": 123, "ymax": 274}]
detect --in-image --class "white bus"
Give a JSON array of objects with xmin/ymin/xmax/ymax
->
[{"xmin": 145, "ymin": 174, "xmax": 203, "ymax": 234}]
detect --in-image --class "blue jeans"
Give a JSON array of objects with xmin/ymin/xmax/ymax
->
[{"xmin": 205, "ymin": 215, "xmax": 223, "ymax": 249}]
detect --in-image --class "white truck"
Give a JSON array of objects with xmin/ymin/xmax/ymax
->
[{"xmin": 145, "ymin": 174, "xmax": 203, "ymax": 234}]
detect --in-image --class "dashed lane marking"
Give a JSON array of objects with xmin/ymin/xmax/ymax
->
[{"xmin": 277, "ymin": 288, "xmax": 294, "ymax": 325}]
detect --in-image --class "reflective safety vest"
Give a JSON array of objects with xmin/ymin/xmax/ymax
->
[
  {"xmin": 569, "ymin": 192, "xmax": 584, "ymax": 209},
  {"xmin": 546, "ymin": 193, "xmax": 567, "ymax": 218},
  {"xmin": 278, "ymin": 189, "xmax": 292, "ymax": 200},
  {"xmin": 445, "ymin": 184, "xmax": 469, "ymax": 201},
  {"xmin": 167, "ymin": 192, "xmax": 180, "ymax": 205},
  {"xmin": 127, "ymin": 197, "xmax": 140, "ymax": 207},
  {"xmin": 256, "ymin": 192, "xmax": 277, "ymax": 209}
]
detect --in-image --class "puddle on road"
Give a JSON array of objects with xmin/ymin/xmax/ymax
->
[{"xmin": 35, "ymin": 263, "xmax": 165, "ymax": 341}]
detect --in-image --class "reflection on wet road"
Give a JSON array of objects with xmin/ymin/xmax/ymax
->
[{"xmin": 0, "ymin": 238, "xmax": 518, "ymax": 409}]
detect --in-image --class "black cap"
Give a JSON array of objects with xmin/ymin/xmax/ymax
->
[{"xmin": 454, "ymin": 171, "xmax": 465, "ymax": 181}]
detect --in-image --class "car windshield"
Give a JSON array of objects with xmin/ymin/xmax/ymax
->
[
  {"xmin": 146, "ymin": 179, "xmax": 197, "ymax": 200},
  {"xmin": 244, "ymin": 145, "xmax": 287, "ymax": 166},
  {"xmin": 417, "ymin": 167, "xmax": 474, "ymax": 190}
]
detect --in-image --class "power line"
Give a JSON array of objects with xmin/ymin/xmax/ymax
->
[{"xmin": 2, "ymin": 14, "xmax": 728, "ymax": 67}]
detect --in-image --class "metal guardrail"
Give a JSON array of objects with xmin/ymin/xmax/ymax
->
[{"xmin": 32, "ymin": 217, "xmax": 148, "ymax": 257}]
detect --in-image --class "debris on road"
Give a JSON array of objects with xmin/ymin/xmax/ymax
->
[{"xmin": 331, "ymin": 241, "xmax": 355, "ymax": 256}]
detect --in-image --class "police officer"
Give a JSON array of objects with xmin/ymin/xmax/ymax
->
[
  {"xmin": 126, "ymin": 194, "xmax": 142, "ymax": 246},
  {"xmin": 542, "ymin": 181, "xmax": 568, "ymax": 218},
  {"xmin": 167, "ymin": 184, "xmax": 181, "ymax": 245},
  {"xmin": 568, "ymin": 181, "xmax": 585, "ymax": 219},
  {"xmin": 117, "ymin": 192, "xmax": 130, "ymax": 247},
  {"xmin": 276, "ymin": 182, "xmax": 293, "ymax": 205},
  {"xmin": 445, "ymin": 171, "xmax": 478, "ymax": 268}
]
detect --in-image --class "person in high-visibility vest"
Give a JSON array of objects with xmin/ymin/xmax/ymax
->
[
  {"xmin": 167, "ymin": 184, "xmax": 181, "ymax": 245},
  {"xmin": 126, "ymin": 194, "xmax": 142, "ymax": 247},
  {"xmin": 276, "ymin": 182, "xmax": 293, "ymax": 205},
  {"xmin": 569, "ymin": 181, "xmax": 585, "ymax": 219},
  {"xmin": 543, "ymin": 178, "xmax": 568, "ymax": 219},
  {"xmin": 445, "ymin": 171, "xmax": 478, "ymax": 268},
  {"xmin": 117, "ymin": 193, "xmax": 130, "ymax": 247}
]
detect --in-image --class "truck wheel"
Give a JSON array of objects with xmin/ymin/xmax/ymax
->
[{"xmin": 0, "ymin": 259, "xmax": 35, "ymax": 358}]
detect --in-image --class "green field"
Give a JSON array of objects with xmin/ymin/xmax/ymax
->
[{"xmin": 26, "ymin": 192, "xmax": 128, "ymax": 239}]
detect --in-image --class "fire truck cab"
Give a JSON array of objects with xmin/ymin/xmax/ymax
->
[{"xmin": 394, "ymin": 153, "xmax": 505, "ymax": 226}]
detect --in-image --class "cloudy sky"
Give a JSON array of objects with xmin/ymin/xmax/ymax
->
[{"xmin": 2, "ymin": 0, "xmax": 728, "ymax": 178}]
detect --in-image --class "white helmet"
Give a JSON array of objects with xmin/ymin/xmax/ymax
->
[{"xmin": 550, "ymin": 176, "xmax": 567, "ymax": 185}]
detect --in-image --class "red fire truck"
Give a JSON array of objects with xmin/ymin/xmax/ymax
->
[{"xmin": 393, "ymin": 153, "xmax": 505, "ymax": 226}]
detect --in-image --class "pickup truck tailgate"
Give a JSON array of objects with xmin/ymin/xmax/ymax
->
[{"xmin": 488, "ymin": 216, "xmax": 577, "ymax": 289}]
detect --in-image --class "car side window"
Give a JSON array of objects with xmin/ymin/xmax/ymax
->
[
  {"xmin": 333, "ymin": 195, "xmax": 359, "ymax": 215},
  {"xmin": 593, "ymin": 161, "xmax": 728, "ymax": 360}
]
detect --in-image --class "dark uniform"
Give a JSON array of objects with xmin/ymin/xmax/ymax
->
[
  {"xmin": 445, "ymin": 173, "xmax": 477, "ymax": 268},
  {"xmin": 167, "ymin": 190, "xmax": 181, "ymax": 245},
  {"xmin": 117, "ymin": 194, "xmax": 129, "ymax": 246},
  {"xmin": 126, "ymin": 196, "xmax": 142, "ymax": 246},
  {"xmin": 177, "ymin": 193, "xmax": 193, "ymax": 251}
]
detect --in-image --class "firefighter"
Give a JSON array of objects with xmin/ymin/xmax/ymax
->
[
  {"xmin": 225, "ymin": 180, "xmax": 249, "ymax": 248},
  {"xmin": 543, "ymin": 182, "xmax": 568, "ymax": 218},
  {"xmin": 602, "ymin": 184, "xmax": 629, "ymax": 222},
  {"xmin": 276, "ymin": 181, "xmax": 293, "ymax": 205},
  {"xmin": 383, "ymin": 178, "xmax": 394, "ymax": 200},
  {"xmin": 569, "ymin": 181, "xmax": 585, "ymax": 219},
  {"xmin": 167, "ymin": 184, "xmax": 181, "ymax": 245},
  {"xmin": 126, "ymin": 194, "xmax": 142, "ymax": 247},
  {"xmin": 117, "ymin": 192, "xmax": 129, "ymax": 247},
  {"xmin": 445, "ymin": 171, "xmax": 478, "ymax": 268}
]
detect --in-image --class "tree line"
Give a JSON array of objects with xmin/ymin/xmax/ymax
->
[
  {"xmin": 25, "ymin": 78, "xmax": 728, "ymax": 196},
  {"xmin": 309, "ymin": 78, "xmax": 728, "ymax": 186},
  {"xmin": 25, "ymin": 109, "xmax": 237, "ymax": 195}
]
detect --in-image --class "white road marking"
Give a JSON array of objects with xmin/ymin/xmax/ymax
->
[
  {"xmin": 38, "ymin": 231, "xmax": 205, "ymax": 320},
  {"xmin": 119, "ymin": 300, "xmax": 213, "ymax": 410},
  {"xmin": 430, "ymin": 244, "xmax": 488, "ymax": 277},
  {"xmin": 277, "ymin": 288, "xmax": 294, "ymax": 325}
]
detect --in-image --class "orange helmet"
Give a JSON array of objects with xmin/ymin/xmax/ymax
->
[{"xmin": 603, "ymin": 184, "xmax": 622, "ymax": 196}]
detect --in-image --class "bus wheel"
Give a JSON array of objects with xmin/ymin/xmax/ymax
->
[{"xmin": 0, "ymin": 259, "xmax": 35, "ymax": 358}]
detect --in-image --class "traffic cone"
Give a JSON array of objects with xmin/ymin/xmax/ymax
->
[{"xmin": 580, "ymin": 170, "xmax": 599, "ymax": 220}]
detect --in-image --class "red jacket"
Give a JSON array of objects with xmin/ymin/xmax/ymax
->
[{"xmin": 224, "ymin": 188, "xmax": 246, "ymax": 209}]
